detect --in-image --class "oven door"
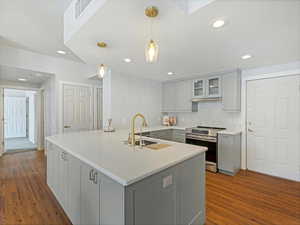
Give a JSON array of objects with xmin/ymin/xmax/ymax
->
[{"xmin": 186, "ymin": 137, "xmax": 218, "ymax": 172}]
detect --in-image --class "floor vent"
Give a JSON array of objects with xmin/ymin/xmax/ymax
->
[{"xmin": 75, "ymin": 0, "xmax": 93, "ymax": 19}]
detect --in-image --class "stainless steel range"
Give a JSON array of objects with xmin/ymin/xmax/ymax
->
[{"xmin": 186, "ymin": 126, "xmax": 226, "ymax": 172}]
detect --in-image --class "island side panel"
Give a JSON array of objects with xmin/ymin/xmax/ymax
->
[
  {"xmin": 178, "ymin": 153, "xmax": 205, "ymax": 225},
  {"xmin": 124, "ymin": 153, "xmax": 206, "ymax": 225},
  {"xmin": 98, "ymin": 171, "xmax": 125, "ymax": 225}
]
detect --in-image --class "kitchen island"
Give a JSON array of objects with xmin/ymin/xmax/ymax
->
[{"xmin": 46, "ymin": 129, "xmax": 207, "ymax": 225}]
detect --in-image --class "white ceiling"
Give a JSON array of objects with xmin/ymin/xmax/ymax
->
[
  {"xmin": 66, "ymin": 0, "xmax": 300, "ymax": 81},
  {"xmin": 0, "ymin": 65, "xmax": 52, "ymax": 85},
  {"xmin": 0, "ymin": 0, "xmax": 81, "ymax": 62}
]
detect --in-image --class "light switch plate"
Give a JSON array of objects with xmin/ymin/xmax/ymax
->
[{"xmin": 163, "ymin": 175, "xmax": 173, "ymax": 188}]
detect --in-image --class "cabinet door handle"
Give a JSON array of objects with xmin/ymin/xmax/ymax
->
[
  {"xmin": 61, "ymin": 152, "xmax": 65, "ymax": 160},
  {"xmin": 64, "ymin": 125, "xmax": 71, "ymax": 129},
  {"xmin": 63, "ymin": 152, "xmax": 68, "ymax": 161},
  {"xmin": 93, "ymin": 172, "xmax": 98, "ymax": 184},
  {"xmin": 89, "ymin": 169, "xmax": 94, "ymax": 181}
]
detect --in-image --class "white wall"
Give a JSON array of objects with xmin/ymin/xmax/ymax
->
[
  {"xmin": 0, "ymin": 46, "xmax": 101, "ymax": 136},
  {"xmin": 103, "ymin": 72, "xmax": 162, "ymax": 129},
  {"xmin": 27, "ymin": 92, "xmax": 35, "ymax": 143},
  {"xmin": 173, "ymin": 102, "xmax": 241, "ymax": 130}
]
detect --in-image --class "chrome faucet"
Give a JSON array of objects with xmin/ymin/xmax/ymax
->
[{"xmin": 130, "ymin": 113, "xmax": 148, "ymax": 146}]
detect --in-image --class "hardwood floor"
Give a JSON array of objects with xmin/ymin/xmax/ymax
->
[
  {"xmin": 0, "ymin": 151, "xmax": 71, "ymax": 225},
  {"xmin": 0, "ymin": 151, "xmax": 299, "ymax": 225}
]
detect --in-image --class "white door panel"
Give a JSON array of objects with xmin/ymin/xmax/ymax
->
[
  {"xmin": 247, "ymin": 75, "xmax": 300, "ymax": 181},
  {"xmin": 4, "ymin": 96, "xmax": 27, "ymax": 138},
  {"xmin": 63, "ymin": 84, "xmax": 92, "ymax": 133},
  {"xmin": 0, "ymin": 88, "xmax": 4, "ymax": 155}
]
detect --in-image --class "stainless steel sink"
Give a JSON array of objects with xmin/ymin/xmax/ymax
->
[{"xmin": 124, "ymin": 139, "xmax": 157, "ymax": 146}]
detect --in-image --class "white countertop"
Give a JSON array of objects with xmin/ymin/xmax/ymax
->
[
  {"xmin": 46, "ymin": 129, "xmax": 206, "ymax": 186},
  {"xmin": 141, "ymin": 125, "xmax": 187, "ymax": 132},
  {"xmin": 142, "ymin": 125, "xmax": 242, "ymax": 135}
]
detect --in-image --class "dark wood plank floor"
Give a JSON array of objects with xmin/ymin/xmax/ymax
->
[{"xmin": 0, "ymin": 151, "xmax": 299, "ymax": 225}]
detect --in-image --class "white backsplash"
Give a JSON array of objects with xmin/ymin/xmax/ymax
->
[{"xmin": 167, "ymin": 101, "xmax": 241, "ymax": 130}]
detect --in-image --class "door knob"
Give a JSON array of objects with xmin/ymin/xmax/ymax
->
[
  {"xmin": 248, "ymin": 128, "xmax": 254, "ymax": 132},
  {"xmin": 64, "ymin": 125, "xmax": 71, "ymax": 129}
]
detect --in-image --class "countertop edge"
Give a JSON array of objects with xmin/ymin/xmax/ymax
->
[{"xmin": 46, "ymin": 136, "xmax": 206, "ymax": 186}]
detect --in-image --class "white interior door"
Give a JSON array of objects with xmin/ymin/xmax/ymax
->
[
  {"xmin": 247, "ymin": 75, "xmax": 300, "ymax": 181},
  {"xmin": 4, "ymin": 96, "xmax": 27, "ymax": 138},
  {"xmin": 0, "ymin": 88, "xmax": 4, "ymax": 156},
  {"xmin": 63, "ymin": 84, "xmax": 92, "ymax": 133}
]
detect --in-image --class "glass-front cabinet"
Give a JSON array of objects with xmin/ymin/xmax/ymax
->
[
  {"xmin": 207, "ymin": 76, "xmax": 221, "ymax": 98},
  {"xmin": 192, "ymin": 76, "xmax": 221, "ymax": 99},
  {"xmin": 192, "ymin": 79, "xmax": 205, "ymax": 98}
]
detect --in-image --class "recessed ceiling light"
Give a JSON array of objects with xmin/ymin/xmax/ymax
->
[
  {"xmin": 18, "ymin": 78, "xmax": 27, "ymax": 82},
  {"xmin": 242, "ymin": 54, "xmax": 252, "ymax": 59},
  {"xmin": 57, "ymin": 50, "xmax": 67, "ymax": 55},
  {"xmin": 167, "ymin": 72, "xmax": 174, "ymax": 75},
  {"xmin": 124, "ymin": 58, "xmax": 132, "ymax": 63},
  {"xmin": 212, "ymin": 20, "xmax": 225, "ymax": 28}
]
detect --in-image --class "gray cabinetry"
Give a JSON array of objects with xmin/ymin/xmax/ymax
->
[
  {"xmin": 222, "ymin": 71, "xmax": 241, "ymax": 111},
  {"xmin": 162, "ymin": 80, "xmax": 192, "ymax": 112},
  {"xmin": 67, "ymin": 155, "xmax": 81, "ymax": 225},
  {"xmin": 58, "ymin": 150, "xmax": 69, "ymax": 210},
  {"xmin": 162, "ymin": 82, "xmax": 176, "ymax": 112},
  {"xmin": 150, "ymin": 129, "xmax": 173, "ymax": 140},
  {"xmin": 172, "ymin": 129, "xmax": 186, "ymax": 143},
  {"xmin": 218, "ymin": 133, "xmax": 241, "ymax": 175},
  {"xmin": 47, "ymin": 144, "xmax": 81, "ymax": 225},
  {"xmin": 47, "ymin": 141, "xmax": 205, "ymax": 225},
  {"xmin": 147, "ymin": 129, "xmax": 186, "ymax": 143},
  {"xmin": 125, "ymin": 153, "xmax": 205, "ymax": 225},
  {"xmin": 80, "ymin": 163, "xmax": 100, "ymax": 225}
]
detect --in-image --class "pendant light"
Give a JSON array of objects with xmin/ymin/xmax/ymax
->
[
  {"xmin": 145, "ymin": 6, "xmax": 159, "ymax": 63},
  {"xmin": 97, "ymin": 42, "xmax": 108, "ymax": 78},
  {"xmin": 97, "ymin": 64, "xmax": 107, "ymax": 78}
]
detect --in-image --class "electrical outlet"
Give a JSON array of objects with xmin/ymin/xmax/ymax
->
[{"xmin": 163, "ymin": 175, "xmax": 173, "ymax": 188}]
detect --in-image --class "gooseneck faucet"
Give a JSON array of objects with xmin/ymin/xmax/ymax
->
[{"xmin": 130, "ymin": 113, "xmax": 148, "ymax": 146}]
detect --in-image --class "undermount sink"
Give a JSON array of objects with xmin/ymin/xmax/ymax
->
[{"xmin": 124, "ymin": 139, "xmax": 157, "ymax": 146}]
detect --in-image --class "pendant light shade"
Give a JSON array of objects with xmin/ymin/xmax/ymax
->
[
  {"xmin": 97, "ymin": 64, "xmax": 107, "ymax": 78},
  {"xmin": 145, "ymin": 39, "xmax": 159, "ymax": 63}
]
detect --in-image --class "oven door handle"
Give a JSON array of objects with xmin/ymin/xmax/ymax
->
[{"xmin": 186, "ymin": 135, "xmax": 217, "ymax": 143}]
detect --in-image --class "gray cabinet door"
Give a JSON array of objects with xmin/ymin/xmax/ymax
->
[
  {"xmin": 67, "ymin": 154, "xmax": 81, "ymax": 225},
  {"xmin": 176, "ymin": 80, "xmax": 192, "ymax": 112},
  {"xmin": 218, "ymin": 134, "xmax": 234, "ymax": 172},
  {"xmin": 81, "ymin": 163, "xmax": 100, "ymax": 225},
  {"xmin": 51, "ymin": 145, "xmax": 60, "ymax": 200},
  {"xmin": 222, "ymin": 71, "xmax": 241, "ymax": 111},
  {"xmin": 218, "ymin": 133, "xmax": 241, "ymax": 175},
  {"xmin": 150, "ymin": 129, "xmax": 172, "ymax": 140},
  {"xmin": 46, "ymin": 144, "xmax": 54, "ymax": 190},
  {"xmin": 162, "ymin": 82, "xmax": 176, "ymax": 112},
  {"xmin": 172, "ymin": 129, "xmax": 186, "ymax": 143},
  {"xmin": 131, "ymin": 170, "xmax": 177, "ymax": 225},
  {"xmin": 58, "ymin": 150, "xmax": 69, "ymax": 211}
]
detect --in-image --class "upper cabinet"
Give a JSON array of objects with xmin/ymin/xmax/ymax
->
[
  {"xmin": 192, "ymin": 79, "xmax": 205, "ymax": 98},
  {"xmin": 207, "ymin": 76, "xmax": 221, "ymax": 98},
  {"xmin": 192, "ymin": 76, "xmax": 221, "ymax": 99},
  {"xmin": 162, "ymin": 70, "xmax": 241, "ymax": 112},
  {"xmin": 222, "ymin": 71, "xmax": 241, "ymax": 111},
  {"xmin": 162, "ymin": 80, "xmax": 192, "ymax": 112}
]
